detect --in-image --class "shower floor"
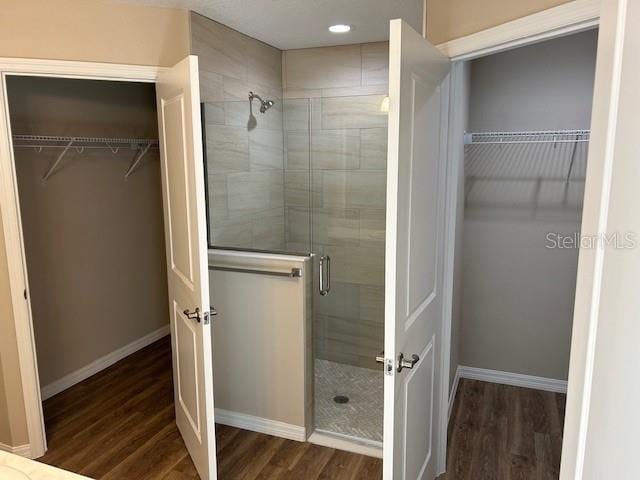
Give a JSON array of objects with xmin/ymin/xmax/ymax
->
[{"xmin": 314, "ymin": 359, "xmax": 384, "ymax": 443}]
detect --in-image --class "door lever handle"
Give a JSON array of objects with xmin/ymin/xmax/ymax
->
[
  {"xmin": 183, "ymin": 308, "xmax": 201, "ymax": 322},
  {"xmin": 397, "ymin": 353, "xmax": 420, "ymax": 372}
]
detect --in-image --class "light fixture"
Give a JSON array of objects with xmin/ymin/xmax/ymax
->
[
  {"xmin": 380, "ymin": 96, "xmax": 390, "ymax": 113},
  {"xmin": 328, "ymin": 24, "xmax": 351, "ymax": 33}
]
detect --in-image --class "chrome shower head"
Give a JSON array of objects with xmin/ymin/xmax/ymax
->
[{"xmin": 249, "ymin": 91, "xmax": 274, "ymax": 114}]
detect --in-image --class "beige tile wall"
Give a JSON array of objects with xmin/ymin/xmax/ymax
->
[
  {"xmin": 283, "ymin": 42, "xmax": 389, "ymax": 369},
  {"xmin": 191, "ymin": 12, "xmax": 286, "ymax": 250}
]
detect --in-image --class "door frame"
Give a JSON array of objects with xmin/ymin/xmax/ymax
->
[
  {"xmin": 434, "ymin": 0, "xmax": 600, "ymax": 475},
  {"xmin": 0, "ymin": 58, "xmax": 167, "ymax": 458}
]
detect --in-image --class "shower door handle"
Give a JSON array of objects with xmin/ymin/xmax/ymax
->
[{"xmin": 319, "ymin": 255, "xmax": 331, "ymax": 296}]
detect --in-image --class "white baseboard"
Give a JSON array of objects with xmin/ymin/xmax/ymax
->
[
  {"xmin": 214, "ymin": 409, "xmax": 306, "ymax": 442},
  {"xmin": 41, "ymin": 325, "xmax": 171, "ymax": 401},
  {"xmin": 448, "ymin": 366, "xmax": 462, "ymax": 421},
  {"xmin": 0, "ymin": 442, "xmax": 31, "ymax": 457},
  {"xmin": 309, "ymin": 430, "xmax": 383, "ymax": 459},
  {"xmin": 458, "ymin": 366, "xmax": 568, "ymax": 393}
]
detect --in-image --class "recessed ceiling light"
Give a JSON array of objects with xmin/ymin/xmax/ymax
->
[{"xmin": 329, "ymin": 24, "xmax": 351, "ymax": 34}]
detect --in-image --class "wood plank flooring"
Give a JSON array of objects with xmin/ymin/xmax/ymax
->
[
  {"xmin": 37, "ymin": 337, "xmax": 382, "ymax": 480},
  {"xmin": 441, "ymin": 378, "xmax": 566, "ymax": 480},
  {"xmin": 37, "ymin": 336, "xmax": 565, "ymax": 479}
]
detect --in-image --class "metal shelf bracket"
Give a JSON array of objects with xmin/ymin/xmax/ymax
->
[
  {"xmin": 42, "ymin": 139, "xmax": 74, "ymax": 182},
  {"xmin": 124, "ymin": 142, "xmax": 152, "ymax": 179}
]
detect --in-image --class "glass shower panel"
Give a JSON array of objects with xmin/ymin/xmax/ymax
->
[
  {"xmin": 310, "ymin": 94, "xmax": 388, "ymax": 443},
  {"xmin": 203, "ymin": 99, "xmax": 312, "ymax": 254},
  {"xmin": 282, "ymin": 98, "xmax": 312, "ymax": 254}
]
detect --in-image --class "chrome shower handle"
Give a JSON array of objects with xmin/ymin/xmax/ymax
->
[{"xmin": 319, "ymin": 255, "xmax": 331, "ymax": 296}]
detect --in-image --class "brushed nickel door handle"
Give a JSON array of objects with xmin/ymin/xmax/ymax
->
[
  {"xmin": 183, "ymin": 308, "xmax": 201, "ymax": 322},
  {"xmin": 397, "ymin": 353, "xmax": 420, "ymax": 372}
]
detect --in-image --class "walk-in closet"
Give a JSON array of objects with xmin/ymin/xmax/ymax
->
[
  {"xmin": 5, "ymin": 75, "xmax": 172, "ymax": 465},
  {"xmin": 445, "ymin": 28, "xmax": 598, "ymax": 475}
]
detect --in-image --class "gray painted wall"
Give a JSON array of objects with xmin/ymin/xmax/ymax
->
[
  {"xmin": 460, "ymin": 30, "xmax": 597, "ymax": 381},
  {"xmin": 468, "ymin": 30, "xmax": 598, "ymax": 132}
]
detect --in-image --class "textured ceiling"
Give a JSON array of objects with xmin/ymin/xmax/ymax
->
[{"xmin": 118, "ymin": 0, "xmax": 423, "ymax": 49}]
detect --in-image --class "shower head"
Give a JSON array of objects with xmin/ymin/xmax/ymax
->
[{"xmin": 249, "ymin": 91, "xmax": 274, "ymax": 113}]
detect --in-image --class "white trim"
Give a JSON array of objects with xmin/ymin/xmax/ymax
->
[
  {"xmin": 436, "ymin": 0, "xmax": 601, "ymax": 61},
  {"xmin": 0, "ymin": 442, "xmax": 31, "ymax": 457},
  {"xmin": 309, "ymin": 431, "xmax": 383, "ymax": 459},
  {"xmin": 40, "ymin": 325, "xmax": 170, "ymax": 401},
  {"xmin": 0, "ymin": 57, "xmax": 165, "ymax": 81},
  {"xmin": 0, "ymin": 57, "xmax": 165, "ymax": 460},
  {"xmin": 458, "ymin": 366, "xmax": 568, "ymax": 393},
  {"xmin": 437, "ymin": 60, "xmax": 465, "ymax": 474},
  {"xmin": 214, "ymin": 409, "xmax": 306, "ymax": 442},
  {"xmin": 0, "ymin": 72, "xmax": 46, "ymax": 460},
  {"xmin": 448, "ymin": 366, "xmax": 461, "ymax": 422}
]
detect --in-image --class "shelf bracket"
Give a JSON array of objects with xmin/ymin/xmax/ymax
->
[
  {"xmin": 43, "ymin": 139, "xmax": 74, "ymax": 182},
  {"xmin": 124, "ymin": 143, "xmax": 152, "ymax": 179}
]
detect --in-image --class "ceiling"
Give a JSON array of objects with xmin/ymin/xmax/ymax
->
[{"xmin": 119, "ymin": 0, "xmax": 424, "ymax": 49}]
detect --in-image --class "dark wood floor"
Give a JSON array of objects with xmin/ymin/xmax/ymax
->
[
  {"xmin": 38, "ymin": 337, "xmax": 565, "ymax": 479},
  {"xmin": 441, "ymin": 378, "xmax": 566, "ymax": 480},
  {"xmin": 37, "ymin": 337, "xmax": 382, "ymax": 479}
]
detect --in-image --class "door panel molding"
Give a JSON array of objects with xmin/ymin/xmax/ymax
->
[
  {"xmin": 403, "ymin": 336, "xmax": 435, "ymax": 480},
  {"xmin": 175, "ymin": 305, "xmax": 202, "ymax": 440}
]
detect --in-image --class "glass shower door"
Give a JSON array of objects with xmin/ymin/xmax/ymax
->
[{"xmin": 308, "ymin": 94, "xmax": 388, "ymax": 444}]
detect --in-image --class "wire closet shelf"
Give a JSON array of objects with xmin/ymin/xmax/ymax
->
[
  {"xmin": 464, "ymin": 129, "xmax": 590, "ymax": 145},
  {"xmin": 12, "ymin": 134, "xmax": 160, "ymax": 181},
  {"xmin": 463, "ymin": 129, "xmax": 591, "ymax": 212}
]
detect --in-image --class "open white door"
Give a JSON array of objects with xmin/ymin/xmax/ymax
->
[
  {"xmin": 383, "ymin": 19, "xmax": 450, "ymax": 480},
  {"xmin": 156, "ymin": 55, "xmax": 217, "ymax": 480}
]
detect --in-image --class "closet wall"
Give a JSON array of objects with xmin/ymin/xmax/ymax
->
[
  {"xmin": 460, "ymin": 30, "xmax": 598, "ymax": 380},
  {"xmin": 191, "ymin": 12, "xmax": 286, "ymax": 250},
  {"xmin": 8, "ymin": 76, "xmax": 168, "ymax": 389}
]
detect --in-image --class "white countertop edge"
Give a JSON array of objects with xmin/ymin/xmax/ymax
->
[{"xmin": 0, "ymin": 451, "xmax": 92, "ymax": 479}]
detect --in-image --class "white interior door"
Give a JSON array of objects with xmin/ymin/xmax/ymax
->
[
  {"xmin": 383, "ymin": 19, "xmax": 450, "ymax": 480},
  {"xmin": 156, "ymin": 55, "xmax": 217, "ymax": 480}
]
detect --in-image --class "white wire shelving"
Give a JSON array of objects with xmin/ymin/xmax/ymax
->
[
  {"xmin": 11, "ymin": 135, "xmax": 160, "ymax": 181},
  {"xmin": 463, "ymin": 129, "xmax": 591, "ymax": 213},
  {"xmin": 464, "ymin": 129, "xmax": 590, "ymax": 145}
]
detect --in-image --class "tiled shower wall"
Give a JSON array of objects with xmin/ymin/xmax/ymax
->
[
  {"xmin": 191, "ymin": 12, "xmax": 286, "ymax": 250},
  {"xmin": 283, "ymin": 43, "xmax": 390, "ymax": 369},
  {"xmin": 192, "ymin": 14, "xmax": 390, "ymax": 368}
]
